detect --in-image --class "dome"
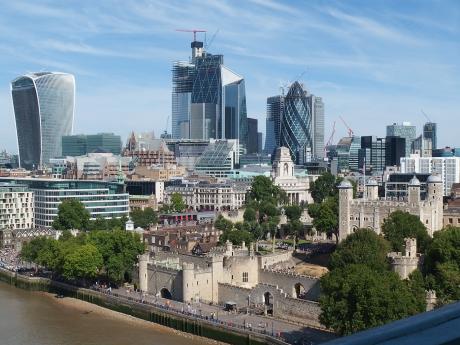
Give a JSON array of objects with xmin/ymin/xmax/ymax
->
[
  {"xmin": 409, "ymin": 176, "xmax": 421, "ymax": 186},
  {"xmin": 366, "ymin": 178, "xmax": 378, "ymax": 186},
  {"xmin": 338, "ymin": 180, "xmax": 353, "ymax": 189},
  {"xmin": 427, "ymin": 174, "xmax": 442, "ymax": 183}
]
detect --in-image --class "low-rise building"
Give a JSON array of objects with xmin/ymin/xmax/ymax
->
[{"xmin": 0, "ymin": 178, "xmax": 129, "ymax": 228}]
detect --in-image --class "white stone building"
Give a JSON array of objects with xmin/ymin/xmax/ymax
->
[
  {"xmin": 338, "ymin": 175, "xmax": 443, "ymax": 241},
  {"xmin": 401, "ymin": 155, "xmax": 460, "ymax": 196},
  {"xmin": 271, "ymin": 147, "xmax": 314, "ymax": 204}
]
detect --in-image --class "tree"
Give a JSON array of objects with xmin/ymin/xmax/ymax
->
[
  {"xmin": 424, "ymin": 227, "xmax": 460, "ymax": 303},
  {"xmin": 247, "ymin": 175, "xmax": 283, "ymax": 207},
  {"xmin": 131, "ymin": 208, "xmax": 158, "ymax": 229},
  {"xmin": 330, "ymin": 228, "xmax": 390, "ymax": 272},
  {"xmin": 310, "ymin": 172, "xmax": 339, "ymax": 203},
  {"xmin": 62, "ymin": 244, "xmax": 103, "ymax": 281},
  {"xmin": 382, "ymin": 210, "xmax": 431, "ymax": 253},
  {"xmin": 243, "ymin": 207, "xmax": 257, "ymax": 222},
  {"xmin": 319, "ymin": 264, "xmax": 426, "ymax": 335},
  {"xmin": 170, "ymin": 193, "xmax": 186, "ymax": 212},
  {"xmin": 284, "ymin": 205, "xmax": 302, "ymax": 221},
  {"xmin": 308, "ymin": 196, "xmax": 339, "ymax": 241},
  {"xmin": 52, "ymin": 199, "xmax": 90, "ymax": 230},
  {"xmin": 220, "ymin": 228, "xmax": 254, "ymax": 246},
  {"xmin": 21, "ymin": 237, "xmax": 49, "ymax": 264},
  {"xmin": 214, "ymin": 215, "xmax": 234, "ymax": 232}
]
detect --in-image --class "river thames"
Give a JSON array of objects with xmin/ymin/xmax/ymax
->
[{"xmin": 0, "ymin": 282, "xmax": 211, "ymax": 345}]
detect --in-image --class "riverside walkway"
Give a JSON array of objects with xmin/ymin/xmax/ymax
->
[{"xmin": 99, "ymin": 286, "xmax": 335, "ymax": 345}]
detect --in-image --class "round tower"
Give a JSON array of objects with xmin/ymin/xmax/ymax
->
[
  {"xmin": 182, "ymin": 262, "xmax": 195, "ymax": 303},
  {"xmin": 426, "ymin": 174, "xmax": 443, "ymax": 235},
  {"xmin": 210, "ymin": 255, "xmax": 223, "ymax": 304},
  {"xmin": 138, "ymin": 253, "xmax": 150, "ymax": 292},
  {"xmin": 338, "ymin": 180, "xmax": 353, "ymax": 242}
]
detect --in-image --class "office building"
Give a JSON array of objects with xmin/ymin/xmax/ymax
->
[
  {"xmin": 62, "ymin": 135, "xmax": 87, "ymax": 156},
  {"xmin": 247, "ymin": 118, "xmax": 259, "ymax": 154},
  {"xmin": 257, "ymin": 132, "xmax": 263, "ymax": 154},
  {"xmin": 401, "ymin": 155, "xmax": 460, "ymax": 196},
  {"xmin": 385, "ymin": 136, "xmax": 406, "ymax": 167},
  {"xmin": 0, "ymin": 183, "xmax": 34, "ymax": 232},
  {"xmin": 384, "ymin": 173, "xmax": 430, "ymax": 199},
  {"xmin": 264, "ymin": 95, "xmax": 284, "ymax": 155},
  {"xmin": 194, "ymin": 139, "xmax": 239, "ymax": 178},
  {"xmin": 0, "ymin": 178, "xmax": 129, "ymax": 228},
  {"xmin": 265, "ymin": 82, "xmax": 324, "ymax": 163},
  {"xmin": 165, "ymin": 139, "xmax": 210, "ymax": 171},
  {"xmin": 424, "ymin": 122, "xmax": 437, "ymax": 150},
  {"xmin": 11, "ymin": 72, "xmax": 75, "ymax": 170},
  {"xmin": 62, "ymin": 133, "xmax": 122, "ymax": 156},
  {"xmin": 172, "ymin": 39, "xmax": 248, "ymax": 147},
  {"xmin": 386, "ymin": 122, "xmax": 416, "ymax": 157}
]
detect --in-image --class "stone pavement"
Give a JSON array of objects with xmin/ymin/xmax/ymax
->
[{"xmin": 106, "ymin": 286, "xmax": 336, "ymax": 345}]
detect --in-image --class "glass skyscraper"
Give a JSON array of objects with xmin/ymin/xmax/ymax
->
[
  {"xmin": 265, "ymin": 82, "xmax": 324, "ymax": 164},
  {"xmin": 171, "ymin": 40, "xmax": 248, "ymax": 147},
  {"xmin": 386, "ymin": 122, "xmax": 416, "ymax": 157},
  {"xmin": 11, "ymin": 72, "xmax": 75, "ymax": 170}
]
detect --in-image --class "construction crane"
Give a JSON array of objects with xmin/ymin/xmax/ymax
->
[
  {"xmin": 205, "ymin": 29, "xmax": 219, "ymax": 50},
  {"xmin": 176, "ymin": 29, "xmax": 207, "ymax": 41},
  {"xmin": 324, "ymin": 120, "xmax": 336, "ymax": 156},
  {"xmin": 339, "ymin": 115, "xmax": 354, "ymax": 137},
  {"xmin": 421, "ymin": 109, "xmax": 432, "ymax": 122}
]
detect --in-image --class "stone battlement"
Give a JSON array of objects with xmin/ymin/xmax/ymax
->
[{"xmin": 261, "ymin": 268, "xmax": 318, "ymax": 281}]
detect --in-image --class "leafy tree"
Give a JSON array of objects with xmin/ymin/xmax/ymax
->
[
  {"xmin": 284, "ymin": 205, "xmax": 302, "ymax": 221},
  {"xmin": 52, "ymin": 199, "xmax": 90, "ymax": 230},
  {"xmin": 424, "ymin": 227, "xmax": 460, "ymax": 303},
  {"xmin": 382, "ymin": 210, "xmax": 431, "ymax": 253},
  {"xmin": 21, "ymin": 237, "xmax": 48, "ymax": 263},
  {"xmin": 330, "ymin": 228, "xmax": 390, "ymax": 272},
  {"xmin": 62, "ymin": 244, "xmax": 103, "ymax": 281},
  {"xmin": 243, "ymin": 207, "xmax": 257, "ymax": 222},
  {"xmin": 220, "ymin": 228, "xmax": 254, "ymax": 246},
  {"xmin": 247, "ymin": 175, "xmax": 283, "ymax": 207},
  {"xmin": 308, "ymin": 196, "xmax": 339, "ymax": 242},
  {"xmin": 36, "ymin": 239, "xmax": 62, "ymax": 271},
  {"xmin": 89, "ymin": 216, "xmax": 108, "ymax": 231},
  {"xmin": 320, "ymin": 264, "xmax": 425, "ymax": 335},
  {"xmin": 170, "ymin": 193, "xmax": 186, "ymax": 212},
  {"xmin": 310, "ymin": 172, "xmax": 339, "ymax": 203},
  {"xmin": 258, "ymin": 201, "xmax": 279, "ymax": 222},
  {"xmin": 131, "ymin": 207, "xmax": 158, "ymax": 229},
  {"xmin": 214, "ymin": 215, "xmax": 234, "ymax": 231}
]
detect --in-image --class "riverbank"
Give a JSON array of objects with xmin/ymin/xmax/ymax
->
[
  {"xmin": 38, "ymin": 290, "xmax": 225, "ymax": 345},
  {"xmin": 0, "ymin": 268, "xmax": 288, "ymax": 345}
]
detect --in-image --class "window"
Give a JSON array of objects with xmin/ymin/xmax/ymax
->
[{"xmin": 243, "ymin": 272, "xmax": 248, "ymax": 282}]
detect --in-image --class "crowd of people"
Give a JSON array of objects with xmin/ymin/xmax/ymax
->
[{"xmin": 0, "ymin": 248, "xmax": 22, "ymax": 271}]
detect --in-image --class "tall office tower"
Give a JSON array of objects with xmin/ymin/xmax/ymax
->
[
  {"xmin": 385, "ymin": 136, "xmax": 406, "ymax": 166},
  {"xmin": 386, "ymin": 122, "xmax": 416, "ymax": 157},
  {"xmin": 247, "ymin": 118, "xmax": 258, "ymax": 153},
  {"xmin": 264, "ymin": 82, "xmax": 324, "ymax": 163},
  {"xmin": 172, "ymin": 61, "xmax": 194, "ymax": 139},
  {"xmin": 11, "ymin": 72, "xmax": 75, "ymax": 170},
  {"xmin": 360, "ymin": 136, "xmax": 386, "ymax": 172},
  {"xmin": 424, "ymin": 122, "xmax": 437, "ymax": 149},
  {"xmin": 264, "ymin": 95, "xmax": 284, "ymax": 155},
  {"xmin": 257, "ymin": 132, "xmax": 263, "ymax": 154},
  {"xmin": 171, "ymin": 40, "xmax": 248, "ymax": 146}
]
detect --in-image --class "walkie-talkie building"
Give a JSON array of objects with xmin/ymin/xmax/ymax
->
[{"xmin": 11, "ymin": 72, "xmax": 75, "ymax": 170}]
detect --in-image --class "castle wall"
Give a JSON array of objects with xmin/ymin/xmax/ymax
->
[
  {"xmin": 182, "ymin": 267, "xmax": 214, "ymax": 303},
  {"xmin": 146, "ymin": 265, "xmax": 183, "ymax": 301},
  {"xmin": 222, "ymin": 255, "xmax": 259, "ymax": 288},
  {"xmin": 259, "ymin": 269, "xmax": 320, "ymax": 301},
  {"xmin": 258, "ymin": 251, "xmax": 293, "ymax": 269}
]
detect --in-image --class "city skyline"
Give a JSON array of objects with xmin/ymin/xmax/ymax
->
[{"xmin": 0, "ymin": 0, "xmax": 459, "ymax": 153}]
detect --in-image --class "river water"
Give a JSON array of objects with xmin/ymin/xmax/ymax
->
[{"xmin": 0, "ymin": 282, "xmax": 207, "ymax": 345}]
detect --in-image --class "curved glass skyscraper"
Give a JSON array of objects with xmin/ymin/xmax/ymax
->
[{"xmin": 11, "ymin": 72, "xmax": 75, "ymax": 170}]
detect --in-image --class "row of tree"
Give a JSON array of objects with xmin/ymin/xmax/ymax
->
[{"xmin": 21, "ymin": 230, "xmax": 145, "ymax": 285}]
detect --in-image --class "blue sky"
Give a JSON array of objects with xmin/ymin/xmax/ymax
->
[{"xmin": 0, "ymin": 0, "xmax": 459, "ymax": 152}]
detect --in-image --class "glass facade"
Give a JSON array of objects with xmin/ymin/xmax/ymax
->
[
  {"xmin": 86, "ymin": 133, "xmax": 122, "ymax": 154},
  {"xmin": 171, "ymin": 45, "xmax": 248, "ymax": 147},
  {"xmin": 265, "ymin": 95, "xmax": 284, "ymax": 155},
  {"xmin": 247, "ymin": 118, "xmax": 258, "ymax": 154},
  {"xmin": 0, "ymin": 178, "xmax": 128, "ymax": 228},
  {"xmin": 62, "ymin": 135, "xmax": 87, "ymax": 156},
  {"xmin": 194, "ymin": 140, "xmax": 239, "ymax": 178},
  {"xmin": 11, "ymin": 72, "xmax": 75, "ymax": 170},
  {"xmin": 281, "ymin": 81, "xmax": 313, "ymax": 164},
  {"xmin": 386, "ymin": 122, "xmax": 416, "ymax": 157}
]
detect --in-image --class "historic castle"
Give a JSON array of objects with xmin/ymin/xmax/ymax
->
[
  {"xmin": 138, "ymin": 241, "xmax": 322, "ymax": 326},
  {"xmin": 338, "ymin": 175, "xmax": 444, "ymax": 242}
]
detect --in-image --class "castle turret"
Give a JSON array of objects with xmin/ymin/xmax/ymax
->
[
  {"xmin": 365, "ymin": 178, "xmax": 378, "ymax": 201},
  {"xmin": 182, "ymin": 262, "xmax": 195, "ymax": 303},
  {"xmin": 338, "ymin": 180, "xmax": 353, "ymax": 242},
  {"xmin": 408, "ymin": 176, "xmax": 421, "ymax": 205},
  {"xmin": 388, "ymin": 238, "xmax": 419, "ymax": 279},
  {"xmin": 225, "ymin": 240, "xmax": 233, "ymax": 256},
  {"xmin": 426, "ymin": 174, "xmax": 443, "ymax": 236},
  {"xmin": 138, "ymin": 253, "xmax": 150, "ymax": 292}
]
